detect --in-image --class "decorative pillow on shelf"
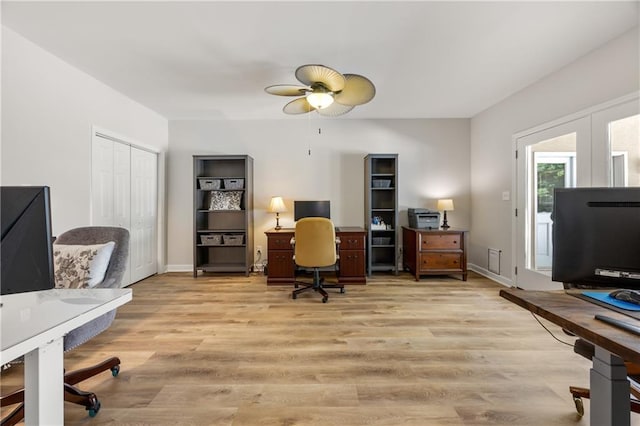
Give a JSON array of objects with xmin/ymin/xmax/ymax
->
[
  {"xmin": 209, "ymin": 190, "xmax": 242, "ymax": 210},
  {"xmin": 53, "ymin": 241, "xmax": 115, "ymax": 289}
]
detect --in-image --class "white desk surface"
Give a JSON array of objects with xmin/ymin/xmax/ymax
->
[{"xmin": 0, "ymin": 288, "xmax": 132, "ymax": 364}]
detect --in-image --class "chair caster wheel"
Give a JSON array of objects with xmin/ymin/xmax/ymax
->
[
  {"xmin": 88, "ymin": 400, "xmax": 101, "ymax": 417},
  {"xmin": 573, "ymin": 396, "xmax": 584, "ymax": 417},
  {"xmin": 294, "ymin": 284, "xmax": 299, "ymax": 288},
  {"xmin": 340, "ymin": 287, "xmax": 345, "ymax": 293},
  {"xmin": 322, "ymin": 296, "xmax": 328, "ymax": 303},
  {"xmin": 111, "ymin": 365, "xmax": 120, "ymax": 377},
  {"xmin": 292, "ymin": 294, "xmax": 297, "ymax": 299}
]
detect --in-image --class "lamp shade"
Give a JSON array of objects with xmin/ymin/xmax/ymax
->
[
  {"xmin": 268, "ymin": 196, "xmax": 287, "ymax": 213},
  {"xmin": 437, "ymin": 199, "xmax": 454, "ymax": 211}
]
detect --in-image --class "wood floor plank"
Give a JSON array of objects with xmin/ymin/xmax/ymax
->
[{"xmin": 2, "ymin": 271, "xmax": 639, "ymax": 425}]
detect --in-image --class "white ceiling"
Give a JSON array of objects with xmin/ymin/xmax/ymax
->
[{"xmin": 2, "ymin": 1, "xmax": 639, "ymax": 120}]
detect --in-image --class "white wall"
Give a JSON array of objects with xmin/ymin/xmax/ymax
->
[
  {"xmin": 469, "ymin": 27, "xmax": 640, "ymax": 284},
  {"xmin": 1, "ymin": 28, "xmax": 169, "ymax": 260},
  {"xmin": 167, "ymin": 118, "xmax": 470, "ymax": 270}
]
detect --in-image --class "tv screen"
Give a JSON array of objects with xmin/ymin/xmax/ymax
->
[
  {"xmin": 294, "ymin": 200, "xmax": 330, "ymax": 221},
  {"xmin": 552, "ymin": 187, "xmax": 640, "ymax": 289},
  {"xmin": 1, "ymin": 186, "xmax": 55, "ymax": 295}
]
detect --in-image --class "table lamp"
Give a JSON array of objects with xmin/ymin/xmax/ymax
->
[
  {"xmin": 268, "ymin": 196, "xmax": 287, "ymax": 230},
  {"xmin": 437, "ymin": 199, "xmax": 454, "ymax": 230}
]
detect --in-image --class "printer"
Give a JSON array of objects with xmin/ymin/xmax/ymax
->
[{"xmin": 408, "ymin": 208, "xmax": 440, "ymax": 229}]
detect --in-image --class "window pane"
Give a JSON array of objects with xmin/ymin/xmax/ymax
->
[
  {"xmin": 610, "ymin": 114, "xmax": 640, "ymax": 187},
  {"xmin": 527, "ymin": 133, "xmax": 576, "ymax": 273}
]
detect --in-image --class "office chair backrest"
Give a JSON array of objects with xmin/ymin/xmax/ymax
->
[
  {"xmin": 294, "ymin": 217, "xmax": 336, "ymax": 268},
  {"xmin": 55, "ymin": 226, "xmax": 129, "ymax": 351},
  {"xmin": 54, "ymin": 226, "xmax": 129, "ymax": 290}
]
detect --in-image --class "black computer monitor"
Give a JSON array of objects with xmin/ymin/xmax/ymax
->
[
  {"xmin": 294, "ymin": 200, "xmax": 331, "ymax": 221},
  {"xmin": 552, "ymin": 187, "xmax": 640, "ymax": 289},
  {"xmin": 1, "ymin": 186, "xmax": 55, "ymax": 295}
]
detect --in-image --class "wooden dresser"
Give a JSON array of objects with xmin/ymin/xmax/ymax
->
[
  {"xmin": 265, "ymin": 227, "xmax": 367, "ymax": 285},
  {"xmin": 402, "ymin": 227, "xmax": 468, "ymax": 281}
]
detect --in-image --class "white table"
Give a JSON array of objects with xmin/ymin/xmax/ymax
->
[{"xmin": 0, "ymin": 288, "xmax": 132, "ymax": 425}]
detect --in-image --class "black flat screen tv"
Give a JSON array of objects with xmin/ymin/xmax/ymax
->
[
  {"xmin": 1, "ymin": 186, "xmax": 55, "ymax": 295},
  {"xmin": 294, "ymin": 200, "xmax": 330, "ymax": 221},
  {"xmin": 552, "ymin": 187, "xmax": 640, "ymax": 289}
]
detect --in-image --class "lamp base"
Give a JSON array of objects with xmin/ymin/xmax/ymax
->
[
  {"xmin": 275, "ymin": 213, "xmax": 281, "ymax": 230},
  {"xmin": 441, "ymin": 211, "xmax": 450, "ymax": 230}
]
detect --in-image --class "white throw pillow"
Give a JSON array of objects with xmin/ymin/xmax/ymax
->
[{"xmin": 53, "ymin": 241, "xmax": 115, "ymax": 289}]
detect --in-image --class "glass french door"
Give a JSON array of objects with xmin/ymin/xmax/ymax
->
[
  {"xmin": 592, "ymin": 99, "xmax": 640, "ymax": 188},
  {"xmin": 515, "ymin": 96, "xmax": 639, "ymax": 290},
  {"xmin": 516, "ymin": 117, "xmax": 590, "ymax": 290}
]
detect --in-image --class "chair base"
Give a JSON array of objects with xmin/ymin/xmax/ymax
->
[
  {"xmin": 570, "ymin": 385, "xmax": 640, "ymax": 416},
  {"xmin": 569, "ymin": 338, "xmax": 640, "ymax": 417},
  {"xmin": 292, "ymin": 269, "xmax": 344, "ymax": 303},
  {"xmin": 64, "ymin": 356, "xmax": 121, "ymax": 416},
  {"xmin": 0, "ymin": 357, "xmax": 121, "ymax": 425}
]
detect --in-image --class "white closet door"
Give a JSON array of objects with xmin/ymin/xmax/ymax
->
[
  {"xmin": 130, "ymin": 147, "xmax": 158, "ymax": 282},
  {"xmin": 92, "ymin": 137, "xmax": 132, "ymax": 286},
  {"xmin": 113, "ymin": 142, "xmax": 131, "ymax": 230},
  {"xmin": 91, "ymin": 137, "xmax": 115, "ymax": 226}
]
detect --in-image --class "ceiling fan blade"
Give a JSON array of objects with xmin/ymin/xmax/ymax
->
[
  {"xmin": 283, "ymin": 97, "xmax": 315, "ymax": 115},
  {"xmin": 316, "ymin": 102, "xmax": 355, "ymax": 117},
  {"xmin": 334, "ymin": 74, "xmax": 376, "ymax": 106},
  {"xmin": 265, "ymin": 85, "xmax": 308, "ymax": 96},
  {"xmin": 295, "ymin": 64, "xmax": 345, "ymax": 92}
]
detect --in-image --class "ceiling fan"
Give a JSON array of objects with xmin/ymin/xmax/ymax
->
[{"xmin": 265, "ymin": 64, "xmax": 376, "ymax": 116}]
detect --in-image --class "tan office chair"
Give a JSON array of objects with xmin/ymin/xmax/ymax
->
[
  {"xmin": 291, "ymin": 217, "xmax": 344, "ymax": 303},
  {"xmin": 1, "ymin": 227, "xmax": 129, "ymax": 425}
]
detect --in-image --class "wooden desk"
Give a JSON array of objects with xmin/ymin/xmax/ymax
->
[
  {"xmin": 500, "ymin": 288, "xmax": 640, "ymax": 426},
  {"xmin": 265, "ymin": 227, "xmax": 367, "ymax": 285},
  {"xmin": 0, "ymin": 288, "xmax": 132, "ymax": 425},
  {"xmin": 402, "ymin": 227, "xmax": 468, "ymax": 281}
]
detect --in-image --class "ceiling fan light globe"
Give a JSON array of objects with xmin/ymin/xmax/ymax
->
[{"xmin": 306, "ymin": 92, "xmax": 334, "ymax": 109}]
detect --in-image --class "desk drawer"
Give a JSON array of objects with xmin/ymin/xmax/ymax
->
[
  {"xmin": 268, "ymin": 235, "xmax": 294, "ymax": 250},
  {"xmin": 339, "ymin": 233, "xmax": 365, "ymax": 250},
  {"xmin": 420, "ymin": 253, "xmax": 462, "ymax": 271},
  {"xmin": 420, "ymin": 233, "xmax": 462, "ymax": 250}
]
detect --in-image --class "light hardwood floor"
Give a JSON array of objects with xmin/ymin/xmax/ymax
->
[{"xmin": 2, "ymin": 272, "xmax": 637, "ymax": 425}]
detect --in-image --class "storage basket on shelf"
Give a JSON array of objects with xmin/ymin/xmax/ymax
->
[
  {"xmin": 223, "ymin": 178, "xmax": 244, "ymax": 189},
  {"xmin": 223, "ymin": 234, "xmax": 244, "ymax": 245},
  {"xmin": 200, "ymin": 234, "xmax": 222, "ymax": 245},
  {"xmin": 372, "ymin": 179, "xmax": 391, "ymax": 188},
  {"xmin": 372, "ymin": 237, "xmax": 392, "ymax": 245},
  {"xmin": 199, "ymin": 178, "xmax": 221, "ymax": 190}
]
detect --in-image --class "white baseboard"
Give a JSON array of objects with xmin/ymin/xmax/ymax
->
[
  {"xmin": 166, "ymin": 264, "xmax": 193, "ymax": 273},
  {"xmin": 167, "ymin": 263, "xmax": 514, "ymax": 286},
  {"xmin": 468, "ymin": 263, "xmax": 513, "ymax": 287}
]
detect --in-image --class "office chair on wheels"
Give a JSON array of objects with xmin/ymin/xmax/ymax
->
[
  {"xmin": 561, "ymin": 282, "xmax": 640, "ymax": 417},
  {"xmin": 569, "ymin": 337, "xmax": 640, "ymax": 416},
  {"xmin": 1, "ymin": 227, "xmax": 129, "ymax": 425},
  {"xmin": 291, "ymin": 217, "xmax": 344, "ymax": 303}
]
